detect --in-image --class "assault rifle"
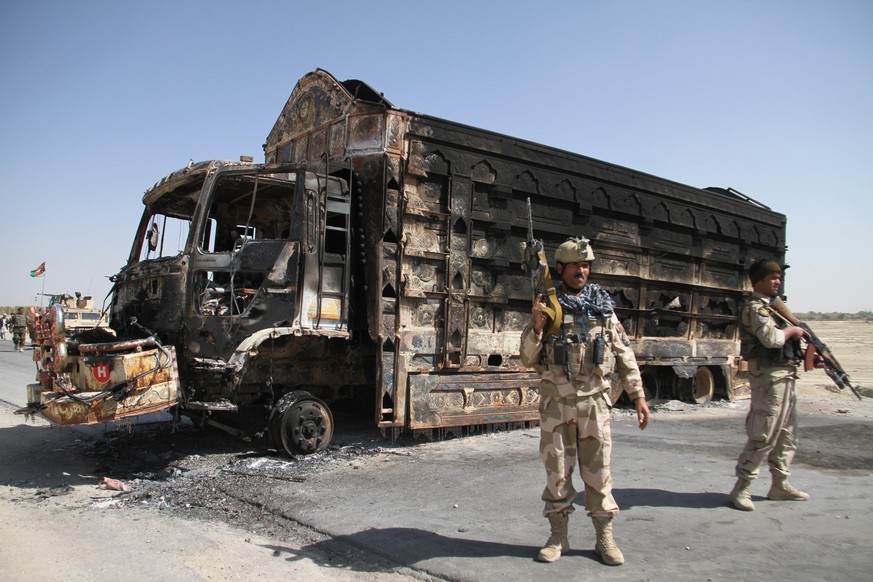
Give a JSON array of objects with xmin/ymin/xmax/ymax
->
[
  {"xmin": 768, "ymin": 297, "xmax": 863, "ymax": 400},
  {"xmin": 520, "ymin": 198, "xmax": 562, "ymax": 336}
]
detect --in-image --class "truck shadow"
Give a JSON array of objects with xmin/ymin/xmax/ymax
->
[
  {"xmin": 0, "ymin": 421, "xmax": 105, "ymax": 490},
  {"xmin": 0, "ymin": 416, "xmax": 241, "ymax": 492}
]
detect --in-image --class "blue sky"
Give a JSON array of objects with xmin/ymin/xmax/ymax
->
[{"xmin": 1, "ymin": 0, "xmax": 871, "ymax": 312}]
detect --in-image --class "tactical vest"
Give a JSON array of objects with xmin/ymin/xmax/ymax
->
[
  {"xmin": 543, "ymin": 310, "xmax": 616, "ymax": 379},
  {"xmin": 739, "ymin": 302, "xmax": 802, "ymax": 365}
]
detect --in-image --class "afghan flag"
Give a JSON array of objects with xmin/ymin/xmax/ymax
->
[{"xmin": 29, "ymin": 262, "xmax": 46, "ymax": 277}]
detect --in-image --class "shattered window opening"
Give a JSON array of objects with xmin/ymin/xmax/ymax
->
[
  {"xmin": 138, "ymin": 214, "xmax": 192, "ymax": 262},
  {"xmin": 195, "ymin": 173, "xmax": 297, "ymax": 316}
]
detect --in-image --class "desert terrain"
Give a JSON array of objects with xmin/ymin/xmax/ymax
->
[{"xmin": 790, "ymin": 320, "xmax": 873, "ymax": 413}]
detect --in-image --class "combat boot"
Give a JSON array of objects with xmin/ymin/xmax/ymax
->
[
  {"xmin": 768, "ymin": 478, "xmax": 809, "ymax": 501},
  {"xmin": 729, "ymin": 478, "xmax": 755, "ymax": 511},
  {"xmin": 592, "ymin": 516, "xmax": 624, "ymax": 566},
  {"xmin": 536, "ymin": 511, "xmax": 570, "ymax": 563}
]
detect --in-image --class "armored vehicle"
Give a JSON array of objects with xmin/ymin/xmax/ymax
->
[{"xmin": 42, "ymin": 292, "xmax": 109, "ymax": 336}]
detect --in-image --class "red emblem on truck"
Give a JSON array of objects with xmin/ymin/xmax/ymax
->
[{"xmin": 92, "ymin": 363, "xmax": 111, "ymax": 383}]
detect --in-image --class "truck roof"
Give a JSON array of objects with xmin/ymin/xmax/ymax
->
[{"xmin": 266, "ymin": 69, "xmax": 783, "ymax": 230}]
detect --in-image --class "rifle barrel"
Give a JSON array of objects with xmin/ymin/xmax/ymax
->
[{"xmin": 767, "ymin": 298, "xmax": 862, "ymax": 400}]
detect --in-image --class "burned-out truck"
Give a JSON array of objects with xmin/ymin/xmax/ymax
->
[{"xmin": 23, "ymin": 69, "xmax": 786, "ymax": 456}]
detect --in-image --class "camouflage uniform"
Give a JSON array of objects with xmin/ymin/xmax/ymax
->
[
  {"xmin": 734, "ymin": 293, "xmax": 803, "ymax": 482},
  {"xmin": 11, "ymin": 310, "xmax": 29, "ymax": 352},
  {"xmin": 520, "ymin": 284, "xmax": 645, "ymax": 519}
]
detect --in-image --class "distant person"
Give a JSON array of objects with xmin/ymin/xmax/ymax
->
[
  {"xmin": 11, "ymin": 307, "xmax": 29, "ymax": 352},
  {"xmin": 0, "ymin": 314, "xmax": 7, "ymax": 340},
  {"xmin": 729, "ymin": 259, "xmax": 809, "ymax": 511},
  {"xmin": 520, "ymin": 236, "xmax": 650, "ymax": 566}
]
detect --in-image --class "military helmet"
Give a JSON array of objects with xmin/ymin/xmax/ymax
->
[{"xmin": 555, "ymin": 236, "xmax": 595, "ymax": 263}]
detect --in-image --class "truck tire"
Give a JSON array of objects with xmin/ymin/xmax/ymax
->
[{"xmin": 269, "ymin": 391, "xmax": 334, "ymax": 457}]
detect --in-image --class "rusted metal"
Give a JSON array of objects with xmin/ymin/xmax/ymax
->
[{"xmin": 26, "ymin": 345, "xmax": 179, "ymax": 425}]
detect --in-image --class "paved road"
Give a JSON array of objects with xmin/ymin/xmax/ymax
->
[
  {"xmin": 2, "ymin": 337, "xmax": 872, "ymax": 581},
  {"xmin": 0, "ymin": 339, "xmax": 36, "ymax": 404},
  {"xmin": 253, "ymin": 412, "xmax": 873, "ymax": 581}
]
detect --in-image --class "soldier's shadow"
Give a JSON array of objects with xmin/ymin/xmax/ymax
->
[
  {"xmin": 261, "ymin": 526, "xmax": 600, "ymax": 573},
  {"xmin": 613, "ymin": 487, "xmax": 728, "ymax": 509}
]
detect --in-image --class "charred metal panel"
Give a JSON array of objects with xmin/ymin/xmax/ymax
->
[
  {"xmin": 403, "ymin": 253, "xmax": 448, "ymax": 295},
  {"xmin": 398, "ymin": 297, "xmax": 445, "ymax": 370},
  {"xmin": 701, "ymin": 237, "xmax": 742, "ymax": 263},
  {"xmin": 112, "ymin": 260, "xmax": 188, "ymax": 340},
  {"xmin": 635, "ymin": 338, "xmax": 694, "ymax": 360},
  {"xmin": 265, "ymin": 72, "xmax": 365, "ymax": 155},
  {"xmin": 700, "ymin": 263, "xmax": 743, "ymax": 289},
  {"xmin": 647, "ymin": 256, "xmax": 696, "ymax": 285},
  {"xmin": 695, "ymin": 318, "xmax": 739, "ymax": 342},
  {"xmin": 34, "ymin": 346, "xmax": 179, "ymax": 426},
  {"xmin": 696, "ymin": 293, "xmax": 739, "ymax": 317},
  {"xmin": 586, "ymin": 215, "xmax": 641, "ymax": 248},
  {"xmin": 384, "ymin": 186, "xmax": 400, "ymax": 239},
  {"xmin": 649, "ymin": 229, "xmax": 695, "ymax": 256},
  {"xmin": 381, "ymin": 243, "xmax": 398, "ymax": 341},
  {"xmin": 379, "ymin": 346, "xmax": 398, "ymax": 426},
  {"xmin": 407, "ymin": 372, "xmax": 541, "ymax": 429},
  {"xmin": 592, "ymin": 247, "xmax": 641, "ymax": 279}
]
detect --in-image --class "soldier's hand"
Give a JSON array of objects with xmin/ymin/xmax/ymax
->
[
  {"xmin": 635, "ymin": 397, "xmax": 651, "ymax": 430},
  {"xmin": 532, "ymin": 294, "xmax": 548, "ymax": 335},
  {"xmin": 783, "ymin": 325, "xmax": 806, "ymax": 341}
]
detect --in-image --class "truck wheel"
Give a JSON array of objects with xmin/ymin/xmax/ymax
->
[
  {"xmin": 270, "ymin": 391, "xmax": 334, "ymax": 456},
  {"xmin": 671, "ymin": 374, "xmax": 692, "ymax": 402},
  {"xmin": 641, "ymin": 371, "xmax": 660, "ymax": 403},
  {"xmin": 692, "ymin": 367, "xmax": 715, "ymax": 404}
]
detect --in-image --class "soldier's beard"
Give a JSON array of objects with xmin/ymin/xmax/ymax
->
[{"xmin": 563, "ymin": 275, "xmax": 587, "ymax": 294}]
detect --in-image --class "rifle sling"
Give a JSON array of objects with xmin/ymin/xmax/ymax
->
[{"xmin": 541, "ymin": 275, "xmax": 563, "ymax": 337}]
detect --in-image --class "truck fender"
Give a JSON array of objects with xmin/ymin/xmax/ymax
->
[{"xmin": 226, "ymin": 326, "xmax": 302, "ymax": 377}]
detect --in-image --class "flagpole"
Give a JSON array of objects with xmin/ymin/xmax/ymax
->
[{"xmin": 40, "ymin": 273, "xmax": 46, "ymax": 308}]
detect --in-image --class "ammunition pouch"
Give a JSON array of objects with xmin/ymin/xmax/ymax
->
[
  {"xmin": 544, "ymin": 316, "xmax": 615, "ymax": 379},
  {"xmin": 741, "ymin": 338, "xmax": 803, "ymax": 365}
]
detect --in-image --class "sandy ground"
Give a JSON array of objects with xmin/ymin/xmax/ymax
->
[{"xmin": 793, "ymin": 320, "xmax": 872, "ymax": 396}]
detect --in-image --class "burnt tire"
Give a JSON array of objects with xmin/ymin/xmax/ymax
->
[
  {"xmin": 269, "ymin": 391, "xmax": 334, "ymax": 456},
  {"xmin": 692, "ymin": 366, "xmax": 715, "ymax": 404},
  {"xmin": 671, "ymin": 375, "xmax": 694, "ymax": 402}
]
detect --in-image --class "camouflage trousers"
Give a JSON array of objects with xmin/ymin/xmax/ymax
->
[
  {"xmin": 735, "ymin": 367, "xmax": 799, "ymax": 481},
  {"xmin": 12, "ymin": 327, "xmax": 26, "ymax": 348},
  {"xmin": 539, "ymin": 391, "xmax": 618, "ymax": 519}
]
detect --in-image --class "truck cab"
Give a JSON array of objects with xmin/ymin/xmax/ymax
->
[{"xmin": 25, "ymin": 160, "xmax": 355, "ymax": 455}]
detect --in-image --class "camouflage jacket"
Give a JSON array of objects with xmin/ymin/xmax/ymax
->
[
  {"xmin": 739, "ymin": 293, "xmax": 802, "ymax": 369},
  {"xmin": 520, "ymin": 309, "xmax": 643, "ymax": 401}
]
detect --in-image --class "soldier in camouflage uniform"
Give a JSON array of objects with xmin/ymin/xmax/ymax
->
[
  {"xmin": 11, "ymin": 307, "xmax": 29, "ymax": 352},
  {"xmin": 729, "ymin": 259, "xmax": 809, "ymax": 511},
  {"xmin": 520, "ymin": 237, "xmax": 650, "ymax": 566}
]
